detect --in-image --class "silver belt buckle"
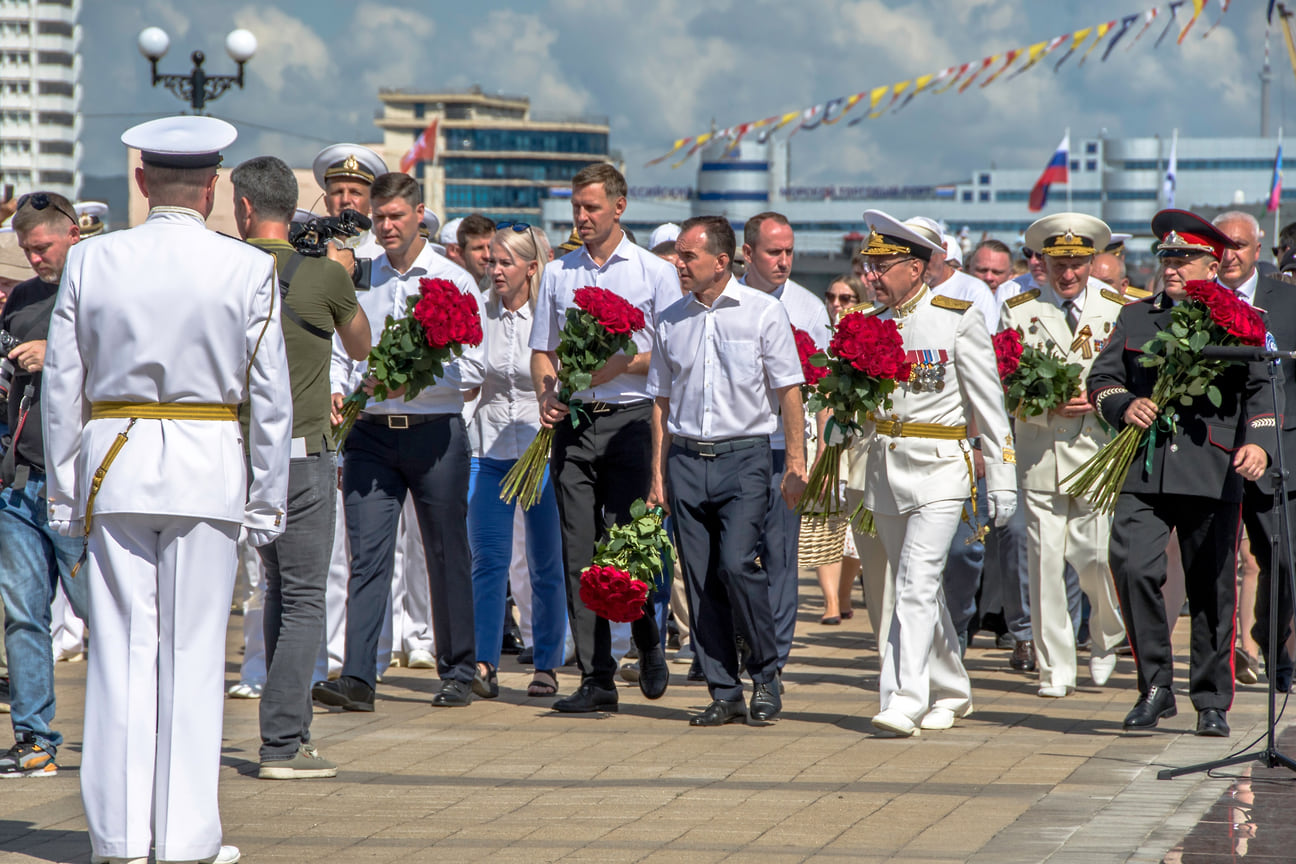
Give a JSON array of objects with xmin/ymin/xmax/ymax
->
[
  {"xmin": 695, "ymin": 440, "xmax": 717, "ymax": 458},
  {"xmin": 387, "ymin": 415, "xmax": 409, "ymax": 430}
]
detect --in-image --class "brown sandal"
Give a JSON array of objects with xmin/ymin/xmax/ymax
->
[{"xmin": 527, "ymin": 669, "xmax": 558, "ymax": 697}]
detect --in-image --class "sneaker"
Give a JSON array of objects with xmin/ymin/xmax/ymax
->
[
  {"xmin": 407, "ymin": 648, "xmax": 436, "ymax": 669},
  {"xmin": 227, "ymin": 682, "xmax": 263, "ymax": 699},
  {"xmin": 672, "ymin": 645, "xmax": 695, "ymax": 665},
  {"xmin": 0, "ymin": 734, "xmax": 58, "ymax": 777},
  {"xmin": 0, "ymin": 677, "xmax": 9, "ymax": 714},
  {"xmin": 258, "ymin": 742, "xmax": 338, "ymax": 780}
]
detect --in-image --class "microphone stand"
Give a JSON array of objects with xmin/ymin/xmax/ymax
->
[{"xmin": 1158, "ymin": 348, "xmax": 1296, "ymax": 779}]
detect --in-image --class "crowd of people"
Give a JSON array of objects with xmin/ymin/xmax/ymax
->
[{"xmin": 0, "ymin": 114, "xmax": 1293, "ymax": 863}]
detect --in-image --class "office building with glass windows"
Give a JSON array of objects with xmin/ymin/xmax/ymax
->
[
  {"xmin": 0, "ymin": 0, "xmax": 80, "ymax": 201},
  {"xmin": 376, "ymin": 87, "xmax": 614, "ymax": 225}
]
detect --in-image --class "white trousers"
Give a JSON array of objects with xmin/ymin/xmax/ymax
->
[
  {"xmin": 385, "ymin": 497, "xmax": 434, "ymax": 659},
  {"xmin": 506, "ymin": 505, "xmax": 531, "ymax": 644},
  {"xmin": 50, "ymin": 581, "xmax": 85, "ymax": 661},
  {"xmin": 81, "ymin": 514, "xmax": 238, "ymax": 862},
  {"xmin": 1025, "ymin": 490, "xmax": 1126, "ymax": 690},
  {"xmin": 873, "ymin": 500, "xmax": 972, "ymax": 723},
  {"xmin": 845, "ymin": 488, "xmax": 895, "ymax": 647},
  {"xmin": 234, "ymin": 536, "xmax": 266, "ymax": 686}
]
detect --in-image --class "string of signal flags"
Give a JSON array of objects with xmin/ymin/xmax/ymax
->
[{"xmin": 645, "ymin": 0, "xmax": 1269, "ymax": 170}]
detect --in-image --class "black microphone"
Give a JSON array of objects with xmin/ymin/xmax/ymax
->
[{"xmin": 1201, "ymin": 345, "xmax": 1296, "ymax": 361}]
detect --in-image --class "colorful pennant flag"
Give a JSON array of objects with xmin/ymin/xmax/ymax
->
[
  {"xmin": 1156, "ymin": 1, "xmax": 1185, "ymax": 48},
  {"xmin": 1102, "ymin": 15, "xmax": 1140, "ymax": 60},
  {"xmin": 823, "ymin": 93, "xmax": 865, "ymax": 125},
  {"xmin": 1268, "ymin": 137, "xmax": 1283, "ymax": 213},
  {"xmin": 1130, "ymin": 9, "xmax": 1159, "ymax": 48},
  {"xmin": 959, "ymin": 55, "xmax": 999, "ymax": 92},
  {"xmin": 1079, "ymin": 21, "xmax": 1117, "ymax": 66},
  {"xmin": 1178, "ymin": 0, "xmax": 1207, "ymax": 43},
  {"xmin": 931, "ymin": 63, "xmax": 971, "ymax": 95},
  {"xmin": 1029, "ymin": 133, "xmax": 1070, "ymax": 212},
  {"xmin": 981, "ymin": 49, "xmax": 1022, "ymax": 86},
  {"xmin": 1054, "ymin": 29, "xmax": 1093, "ymax": 71},
  {"xmin": 1202, "ymin": 0, "xmax": 1230, "ymax": 38},
  {"xmin": 646, "ymin": 135, "xmax": 693, "ymax": 167},
  {"xmin": 870, "ymin": 81, "xmax": 911, "ymax": 117}
]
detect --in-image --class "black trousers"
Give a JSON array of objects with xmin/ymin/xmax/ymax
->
[
  {"xmin": 1242, "ymin": 483, "xmax": 1296, "ymax": 676},
  {"xmin": 552, "ymin": 402, "xmax": 659, "ymax": 688},
  {"xmin": 668, "ymin": 442, "xmax": 778, "ymax": 701},
  {"xmin": 341, "ymin": 416, "xmax": 475, "ymax": 687},
  {"xmin": 758, "ymin": 448, "xmax": 799, "ymax": 670},
  {"xmin": 1109, "ymin": 492, "xmax": 1239, "ymax": 711}
]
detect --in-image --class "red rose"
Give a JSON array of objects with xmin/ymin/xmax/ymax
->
[
  {"xmin": 414, "ymin": 278, "xmax": 483, "ymax": 348},
  {"xmin": 579, "ymin": 564, "xmax": 647, "ymax": 622},
  {"xmin": 1185, "ymin": 279, "xmax": 1267, "ymax": 347},
  {"xmin": 792, "ymin": 327, "xmax": 828, "ymax": 387},
  {"xmin": 574, "ymin": 286, "xmax": 645, "ymax": 336},
  {"xmin": 993, "ymin": 329, "xmax": 1024, "ymax": 380}
]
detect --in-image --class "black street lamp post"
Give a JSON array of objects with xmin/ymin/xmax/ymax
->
[{"xmin": 137, "ymin": 27, "xmax": 257, "ymax": 113}]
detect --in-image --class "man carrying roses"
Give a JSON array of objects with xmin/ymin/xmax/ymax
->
[
  {"xmin": 854, "ymin": 210, "xmax": 1018, "ymax": 738},
  {"xmin": 647, "ymin": 216, "xmax": 806, "ymax": 726},
  {"xmin": 529, "ymin": 163, "xmax": 682, "ymax": 712}
]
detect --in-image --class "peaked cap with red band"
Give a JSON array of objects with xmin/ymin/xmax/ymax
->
[{"xmin": 1151, "ymin": 209, "xmax": 1241, "ymax": 261}]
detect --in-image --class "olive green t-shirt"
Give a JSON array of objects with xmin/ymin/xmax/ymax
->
[{"xmin": 245, "ymin": 238, "xmax": 359, "ymax": 452}]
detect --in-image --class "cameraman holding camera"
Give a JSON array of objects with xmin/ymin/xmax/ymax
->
[
  {"xmin": 0, "ymin": 190, "xmax": 88, "ymax": 777},
  {"xmin": 232, "ymin": 156, "xmax": 370, "ymax": 779}
]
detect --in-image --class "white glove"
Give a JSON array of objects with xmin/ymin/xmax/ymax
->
[
  {"xmin": 48, "ymin": 519, "xmax": 84, "ymax": 538},
  {"xmin": 986, "ymin": 492, "xmax": 1017, "ymax": 527},
  {"xmin": 244, "ymin": 527, "xmax": 282, "ymax": 548}
]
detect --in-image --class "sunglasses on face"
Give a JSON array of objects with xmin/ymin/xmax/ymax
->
[
  {"xmin": 1022, "ymin": 248, "xmax": 1041, "ymax": 260},
  {"xmin": 17, "ymin": 192, "xmax": 77, "ymax": 227},
  {"xmin": 825, "ymin": 291, "xmax": 858, "ymax": 303}
]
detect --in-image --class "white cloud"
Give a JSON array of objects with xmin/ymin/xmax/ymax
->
[
  {"xmin": 468, "ymin": 10, "xmax": 592, "ymax": 115},
  {"xmin": 231, "ymin": 6, "xmax": 330, "ymax": 94}
]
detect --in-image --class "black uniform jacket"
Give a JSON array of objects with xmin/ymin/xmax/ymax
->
[{"xmin": 1086, "ymin": 291, "xmax": 1281, "ymax": 502}]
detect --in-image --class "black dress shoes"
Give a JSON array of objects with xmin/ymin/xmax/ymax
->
[
  {"xmin": 553, "ymin": 680, "xmax": 619, "ymax": 713},
  {"xmin": 686, "ymin": 658, "xmax": 706, "ymax": 682},
  {"xmin": 432, "ymin": 679, "xmax": 473, "ymax": 707},
  {"xmin": 1196, "ymin": 708, "xmax": 1230, "ymax": 737},
  {"xmin": 749, "ymin": 682, "xmax": 782, "ymax": 723},
  {"xmin": 1123, "ymin": 685, "xmax": 1177, "ymax": 729},
  {"xmin": 311, "ymin": 676, "xmax": 374, "ymax": 712},
  {"xmin": 1010, "ymin": 639, "xmax": 1037, "ymax": 672},
  {"xmin": 638, "ymin": 643, "xmax": 669, "ymax": 700},
  {"xmin": 690, "ymin": 698, "xmax": 746, "ymax": 726}
]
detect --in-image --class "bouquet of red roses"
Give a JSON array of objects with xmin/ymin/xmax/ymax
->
[
  {"xmin": 798, "ymin": 311, "xmax": 911, "ymax": 518},
  {"xmin": 332, "ymin": 277, "xmax": 482, "ymax": 447},
  {"xmin": 994, "ymin": 327, "xmax": 1085, "ymax": 419},
  {"xmin": 501, "ymin": 285, "xmax": 646, "ymax": 507},
  {"xmin": 793, "ymin": 326, "xmax": 828, "ymax": 394},
  {"xmin": 578, "ymin": 499, "xmax": 673, "ymax": 622},
  {"xmin": 1065, "ymin": 279, "xmax": 1266, "ymax": 511}
]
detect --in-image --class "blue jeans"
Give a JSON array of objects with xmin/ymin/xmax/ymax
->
[
  {"xmin": 0, "ymin": 474, "xmax": 88, "ymax": 749},
  {"xmin": 468, "ymin": 457, "xmax": 567, "ymax": 671}
]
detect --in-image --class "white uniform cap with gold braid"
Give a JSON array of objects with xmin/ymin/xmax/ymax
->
[{"xmin": 1024, "ymin": 212, "xmax": 1112, "ymax": 258}]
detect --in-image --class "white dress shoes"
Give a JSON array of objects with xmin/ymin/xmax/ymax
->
[
  {"xmin": 407, "ymin": 648, "xmax": 436, "ymax": 669},
  {"xmin": 919, "ymin": 707, "xmax": 955, "ymax": 730},
  {"xmin": 1090, "ymin": 652, "xmax": 1117, "ymax": 686},
  {"xmin": 871, "ymin": 708, "xmax": 920, "ymax": 737},
  {"xmin": 1038, "ymin": 684, "xmax": 1075, "ymax": 698}
]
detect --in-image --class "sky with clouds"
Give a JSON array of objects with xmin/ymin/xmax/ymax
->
[{"xmin": 79, "ymin": 0, "xmax": 1281, "ymax": 188}]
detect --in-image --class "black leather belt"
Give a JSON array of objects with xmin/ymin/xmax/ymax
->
[
  {"xmin": 358, "ymin": 412, "xmax": 447, "ymax": 430},
  {"xmin": 673, "ymin": 436, "xmax": 766, "ymax": 458},
  {"xmin": 587, "ymin": 399, "xmax": 652, "ymax": 414}
]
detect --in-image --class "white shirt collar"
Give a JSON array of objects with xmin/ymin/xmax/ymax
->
[
  {"xmin": 577, "ymin": 230, "xmax": 632, "ymax": 271},
  {"xmin": 1226, "ymin": 269, "xmax": 1259, "ymax": 305}
]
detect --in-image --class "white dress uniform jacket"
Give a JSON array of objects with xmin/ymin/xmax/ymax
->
[
  {"xmin": 43, "ymin": 207, "xmax": 292, "ymax": 530},
  {"xmin": 859, "ymin": 287, "xmax": 1016, "ymax": 515}
]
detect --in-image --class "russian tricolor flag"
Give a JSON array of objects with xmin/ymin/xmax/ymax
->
[
  {"xmin": 1268, "ymin": 139, "xmax": 1283, "ymax": 213},
  {"xmin": 1028, "ymin": 133, "xmax": 1070, "ymax": 212}
]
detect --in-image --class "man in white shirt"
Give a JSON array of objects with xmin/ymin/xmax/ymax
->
[
  {"xmin": 648, "ymin": 216, "xmax": 807, "ymax": 725},
  {"xmin": 740, "ymin": 212, "xmax": 830, "ymax": 673},
  {"xmin": 312, "ymin": 173, "xmax": 486, "ymax": 712},
  {"xmin": 42, "ymin": 116, "xmax": 290, "ymax": 864},
  {"xmin": 530, "ymin": 164, "xmax": 681, "ymax": 713}
]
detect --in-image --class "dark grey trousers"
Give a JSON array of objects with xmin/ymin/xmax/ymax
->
[
  {"xmin": 759, "ymin": 448, "xmax": 799, "ymax": 671},
  {"xmin": 258, "ymin": 449, "xmax": 336, "ymax": 762},
  {"xmin": 669, "ymin": 442, "xmax": 778, "ymax": 701}
]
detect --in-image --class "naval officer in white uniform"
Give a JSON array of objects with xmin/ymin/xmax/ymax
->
[
  {"xmin": 853, "ymin": 210, "xmax": 1017, "ymax": 738},
  {"xmin": 42, "ymin": 116, "xmax": 291, "ymax": 864},
  {"xmin": 997, "ymin": 213, "xmax": 1127, "ymax": 698}
]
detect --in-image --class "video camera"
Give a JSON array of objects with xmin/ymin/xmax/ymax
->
[
  {"xmin": 289, "ymin": 208, "xmax": 372, "ymax": 258},
  {"xmin": 0, "ymin": 328, "xmax": 20, "ymax": 401}
]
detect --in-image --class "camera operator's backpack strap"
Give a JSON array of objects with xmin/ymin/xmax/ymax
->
[
  {"xmin": 0, "ymin": 383, "xmax": 35, "ymax": 490},
  {"xmin": 277, "ymin": 252, "xmax": 333, "ymax": 341}
]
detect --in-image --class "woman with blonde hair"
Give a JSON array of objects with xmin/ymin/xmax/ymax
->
[{"xmin": 467, "ymin": 222, "xmax": 566, "ymax": 698}]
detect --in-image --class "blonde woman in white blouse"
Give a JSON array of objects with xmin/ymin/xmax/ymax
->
[{"xmin": 467, "ymin": 223, "xmax": 566, "ymax": 698}]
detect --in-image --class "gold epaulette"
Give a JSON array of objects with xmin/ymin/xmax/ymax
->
[
  {"xmin": 930, "ymin": 295, "xmax": 973, "ymax": 312},
  {"xmin": 1124, "ymin": 286, "xmax": 1153, "ymax": 302},
  {"xmin": 841, "ymin": 301, "xmax": 887, "ymax": 318},
  {"xmin": 1099, "ymin": 289, "xmax": 1126, "ymax": 305},
  {"xmin": 1005, "ymin": 289, "xmax": 1040, "ymax": 308}
]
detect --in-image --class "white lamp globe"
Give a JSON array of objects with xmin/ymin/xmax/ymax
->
[
  {"xmin": 137, "ymin": 27, "xmax": 170, "ymax": 61},
  {"xmin": 225, "ymin": 29, "xmax": 257, "ymax": 63}
]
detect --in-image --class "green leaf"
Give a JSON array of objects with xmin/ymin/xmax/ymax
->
[
  {"xmin": 630, "ymin": 499, "xmax": 647, "ymax": 519},
  {"xmin": 1206, "ymin": 385, "xmax": 1222, "ymax": 407}
]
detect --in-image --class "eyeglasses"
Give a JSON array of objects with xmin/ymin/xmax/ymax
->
[
  {"xmin": 496, "ymin": 221, "xmax": 531, "ymax": 232},
  {"xmin": 16, "ymin": 192, "xmax": 77, "ymax": 227},
  {"xmin": 859, "ymin": 257, "xmax": 915, "ymax": 278},
  {"xmin": 1022, "ymin": 248, "xmax": 1041, "ymax": 260}
]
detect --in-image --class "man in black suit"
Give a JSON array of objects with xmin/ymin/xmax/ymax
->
[
  {"xmin": 1215, "ymin": 211, "xmax": 1296, "ymax": 692},
  {"xmin": 1088, "ymin": 209, "xmax": 1279, "ymax": 738}
]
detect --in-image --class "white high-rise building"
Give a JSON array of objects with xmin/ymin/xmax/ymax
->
[{"xmin": 0, "ymin": 0, "xmax": 80, "ymax": 201}]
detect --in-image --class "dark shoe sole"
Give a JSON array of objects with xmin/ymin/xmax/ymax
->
[
  {"xmin": 1123, "ymin": 705, "xmax": 1176, "ymax": 730},
  {"xmin": 312, "ymin": 687, "xmax": 373, "ymax": 712},
  {"xmin": 1196, "ymin": 723, "xmax": 1229, "ymax": 737},
  {"xmin": 553, "ymin": 699, "xmax": 618, "ymax": 713},
  {"xmin": 690, "ymin": 707, "xmax": 747, "ymax": 726}
]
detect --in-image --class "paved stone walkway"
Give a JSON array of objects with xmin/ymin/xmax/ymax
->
[{"xmin": 0, "ymin": 573, "xmax": 1287, "ymax": 863}]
